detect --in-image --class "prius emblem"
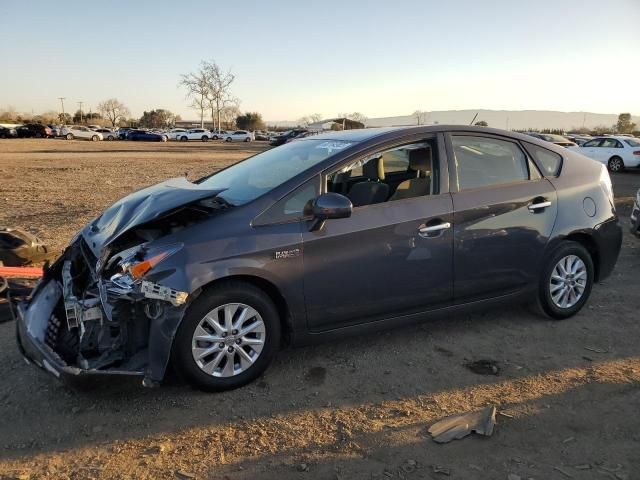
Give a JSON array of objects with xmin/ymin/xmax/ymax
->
[{"xmin": 274, "ymin": 248, "xmax": 301, "ymax": 260}]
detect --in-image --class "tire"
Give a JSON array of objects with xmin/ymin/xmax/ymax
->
[
  {"xmin": 172, "ymin": 282, "xmax": 281, "ymax": 391},
  {"xmin": 66, "ymin": 133, "xmax": 74, "ymax": 140},
  {"xmin": 162, "ymin": 136, "xmax": 168, "ymax": 142},
  {"xmin": 244, "ymin": 137, "xmax": 250, "ymax": 142},
  {"xmin": 535, "ymin": 241, "xmax": 594, "ymax": 320},
  {"xmin": 91, "ymin": 135, "xmax": 98, "ymax": 141},
  {"xmin": 212, "ymin": 135, "xmax": 219, "ymax": 140},
  {"xmin": 225, "ymin": 137, "xmax": 232, "ymax": 142},
  {"xmin": 180, "ymin": 136, "xmax": 188, "ymax": 142},
  {"xmin": 107, "ymin": 135, "xmax": 114, "ymax": 141},
  {"xmin": 201, "ymin": 136, "xmax": 209, "ymax": 142},
  {"xmin": 607, "ymin": 156, "xmax": 624, "ymax": 173}
]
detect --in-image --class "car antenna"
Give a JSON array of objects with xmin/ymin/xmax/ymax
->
[{"xmin": 469, "ymin": 112, "xmax": 479, "ymax": 125}]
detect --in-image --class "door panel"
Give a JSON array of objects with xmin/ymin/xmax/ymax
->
[
  {"xmin": 302, "ymin": 194, "xmax": 454, "ymax": 332},
  {"xmin": 452, "ymin": 180, "xmax": 557, "ymax": 302}
]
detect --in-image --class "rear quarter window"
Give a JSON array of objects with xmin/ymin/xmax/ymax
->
[{"xmin": 523, "ymin": 142, "xmax": 563, "ymax": 177}]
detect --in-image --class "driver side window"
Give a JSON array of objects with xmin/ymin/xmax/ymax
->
[{"xmin": 326, "ymin": 140, "xmax": 438, "ymax": 208}]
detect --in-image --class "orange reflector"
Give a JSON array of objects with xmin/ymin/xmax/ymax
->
[{"xmin": 128, "ymin": 252, "xmax": 169, "ymax": 279}]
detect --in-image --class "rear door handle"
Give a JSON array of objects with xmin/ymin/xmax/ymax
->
[
  {"xmin": 418, "ymin": 222, "xmax": 451, "ymax": 237},
  {"xmin": 528, "ymin": 201, "xmax": 552, "ymax": 212}
]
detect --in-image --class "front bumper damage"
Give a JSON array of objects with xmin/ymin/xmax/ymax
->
[{"xmin": 16, "ymin": 239, "xmax": 189, "ymax": 387}]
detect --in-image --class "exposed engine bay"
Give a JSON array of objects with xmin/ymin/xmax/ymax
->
[{"xmin": 37, "ymin": 196, "xmax": 230, "ymax": 382}]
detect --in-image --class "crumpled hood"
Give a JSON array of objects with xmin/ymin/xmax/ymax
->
[{"xmin": 81, "ymin": 177, "xmax": 223, "ymax": 257}]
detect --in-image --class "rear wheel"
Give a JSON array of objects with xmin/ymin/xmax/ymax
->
[
  {"xmin": 607, "ymin": 156, "xmax": 624, "ymax": 173},
  {"xmin": 172, "ymin": 282, "xmax": 281, "ymax": 391},
  {"xmin": 244, "ymin": 137, "xmax": 250, "ymax": 142},
  {"xmin": 66, "ymin": 133, "xmax": 74, "ymax": 140},
  {"xmin": 180, "ymin": 136, "xmax": 188, "ymax": 142},
  {"xmin": 225, "ymin": 137, "xmax": 232, "ymax": 142},
  {"xmin": 536, "ymin": 241, "xmax": 594, "ymax": 320},
  {"xmin": 201, "ymin": 135, "xmax": 209, "ymax": 142},
  {"xmin": 107, "ymin": 135, "xmax": 114, "ymax": 141},
  {"xmin": 91, "ymin": 135, "xmax": 98, "ymax": 141}
]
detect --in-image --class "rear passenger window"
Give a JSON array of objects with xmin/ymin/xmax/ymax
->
[
  {"xmin": 452, "ymin": 136, "xmax": 529, "ymax": 190},
  {"xmin": 524, "ymin": 143, "xmax": 562, "ymax": 177}
]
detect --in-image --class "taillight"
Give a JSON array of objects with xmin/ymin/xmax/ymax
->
[{"xmin": 633, "ymin": 151, "xmax": 640, "ymax": 156}]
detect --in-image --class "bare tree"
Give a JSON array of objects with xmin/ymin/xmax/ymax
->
[
  {"xmin": 413, "ymin": 110, "xmax": 427, "ymax": 125},
  {"xmin": 347, "ymin": 112, "xmax": 368, "ymax": 125},
  {"xmin": 200, "ymin": 61, "xmax": 236, "ymax": 131},
  {"xmin": 220, "ymin": 105, "xmax": 241, "ymax": 129},
  {"xmin": 97, "ymin": 99, "xmax": 130, "ymax": 127},
  {"xmin": 298, "ymin": 113, "xmax": 323, "ymax": 127},
  {"xmin": 179, "ymin": 66, "xmax": 210, "ymax": 128}
]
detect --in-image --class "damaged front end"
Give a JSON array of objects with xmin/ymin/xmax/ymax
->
[
  {"xmin": 16, "ymin": 177, "xmax": 232, "ymax": 386},
  {"xmin": 17, "ymin": 237, "xmax": 190, "ymax": 387}
]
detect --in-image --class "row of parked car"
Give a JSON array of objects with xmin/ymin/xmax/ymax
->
[
  {"xmin": 0, "ymin": 124, "xmax": 271, "ymax": 143},
  {"xmin": 521, "ymin": 131, "xmax": 640, "ymax": 172}
]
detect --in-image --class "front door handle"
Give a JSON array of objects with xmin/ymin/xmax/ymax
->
[
  {"xmin": 528, "ymin": 201, "xmax": 552, "ymax": 212},
  {"xmin": 418, "ymin": 222, "xmax": 451, "ymax": 237}
]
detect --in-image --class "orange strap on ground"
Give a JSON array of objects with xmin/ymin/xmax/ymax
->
[{"xmin": 0, "ymin": 266, "xmax": 43, "ymax": 278}]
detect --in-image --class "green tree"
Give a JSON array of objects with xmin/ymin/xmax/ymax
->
[
  {"xmin": 139, "ymin": 109, "xmax": 176, "ymax": 128},
  {"xmin": 616, "ymin": 113, "xmax": 636, "ymax": 134},
  {"xmin": 474, "ymin": 120, "xmax": 488, "ymax": 127},
  {"xmin": 235, "ymin": 112, "xmax": 265, "ymax": 131}
]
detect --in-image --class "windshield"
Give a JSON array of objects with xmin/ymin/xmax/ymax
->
[{"xmin": 198, "ymin": 139, "xmax": 355, "ymax": 205}]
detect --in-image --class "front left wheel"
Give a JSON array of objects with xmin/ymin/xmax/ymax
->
[
  {"xmin": 536, "ymin": 241, "xmax": 594, "ymax": 320},
  {"xmin": 172, "ymin": 282, "xmax": 281, "ymax": 391}
]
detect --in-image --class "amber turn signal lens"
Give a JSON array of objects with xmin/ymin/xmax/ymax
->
[{"xmin": 128, "ymin": 252, "xmax": 170, "ymax": 279}]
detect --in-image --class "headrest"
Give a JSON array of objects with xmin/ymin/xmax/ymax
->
[
  {"xmin": 362, "ymin": 156, "xmax": 385, "ymax": 181},
  {"xmin": 409, "ymin": 148, "xmax": 432, "ymax": 172}
]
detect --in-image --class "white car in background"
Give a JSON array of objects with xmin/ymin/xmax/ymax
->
[
  {"xmin": 177, "ymin": 128, "xmax": 212, "ymax": 142},
  {"xmin": 569, "ymin": 136, "xmax": 640, "ymax": 172},
  {"xmin": 210, "ymin": 130, "xmax": 228, "ymax": 140},
  {"xmin": 60, "ymin": 126, "xmax": 103, "ymax": 141},
  {"xmin": 94, "ymin": 128, "xmax": 117, "ymax": 140},
  {"xmin": 224, "ymin": 130, "xmax": 254, "ymax": 142},
  {"xmin": 167, "ymin": 128, "xmax": 187, "ymax": 140}
]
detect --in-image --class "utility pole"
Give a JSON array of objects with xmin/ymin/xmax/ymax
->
[
  {"xmin": 77, "ymin": 101, "xmax": 84, "ymax": 124},
  {"xmin": 58, "ymin": 97, "xmax": 66, "ymax": 123}
]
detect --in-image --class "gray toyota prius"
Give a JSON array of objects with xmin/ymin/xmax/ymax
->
[{"xmin": 16, "ymin": 126, "xmax": 622, "ymax": 391}]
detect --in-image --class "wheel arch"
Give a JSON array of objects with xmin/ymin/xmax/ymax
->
[
  {"xmin": 564, "ymin": 232, "xmax": 600, "ymax": 281},
  {"xmin": 197, "ymin": 274, "xmax": 293, "ymax": 345}
]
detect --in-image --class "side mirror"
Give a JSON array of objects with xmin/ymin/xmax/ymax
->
[{"xmin": 307, "ymin": 193, "xmax": 352, "ymax": 231}]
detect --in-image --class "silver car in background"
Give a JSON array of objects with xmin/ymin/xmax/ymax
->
[{"xmin": 60, "ymin": 126, "xmax": 103, "ymax": 141}]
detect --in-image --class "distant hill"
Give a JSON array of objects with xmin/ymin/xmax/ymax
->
[{"xmin": 268, "ymin": 110, "xmax": 638, "ymax": 131}]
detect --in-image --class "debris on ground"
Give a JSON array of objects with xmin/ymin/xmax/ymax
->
[
  {"xmin": 428, "ymin": 406, "xmax": 496, "ymax": 443},
  {"xmin": 465, "ymin": 359, "xmax": 500, "ymax": 375},
  {"xmin": 0, "ymin": 227, "xmax": 56, "ymax": 266},
  {"xmin": 175, "ymin": 470, "xmax": 196, "ymax": 479},
  {"xmin": 553, "ymin": 466, "xmax": 573, "ymax": 478},
  {"xmin": 584, "ymin": 346, "xmax": 609, "ymax": 354},
  {"xmin": 431, "ymin": 464, "xmax": 451, "ymax": 475}
]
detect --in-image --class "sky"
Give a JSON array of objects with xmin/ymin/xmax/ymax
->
[{"xmin": 1, "ymin": 0, "xmax": 639, "ymax": 122}]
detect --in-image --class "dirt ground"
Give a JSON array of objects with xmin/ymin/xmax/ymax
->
[{"xmin": 0, "ymin": 138, "xmax": 639, "ymax": 480}]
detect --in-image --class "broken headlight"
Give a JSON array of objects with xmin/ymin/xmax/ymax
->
[{"xmin": 112, "ymin": 243, "xmax": 182, "ymax": 285}]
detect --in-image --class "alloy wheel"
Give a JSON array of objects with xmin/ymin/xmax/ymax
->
[
  {"xmin": 608, "ymin": 157, "xmax": 623, "ymax": 172},
  {"xmin": 191, "ymin": 303, "xmax": 266, "ymax": 377},
  {"xmin": 549, "ymin": 255, "xmax": 587, "ymax": 309}
]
